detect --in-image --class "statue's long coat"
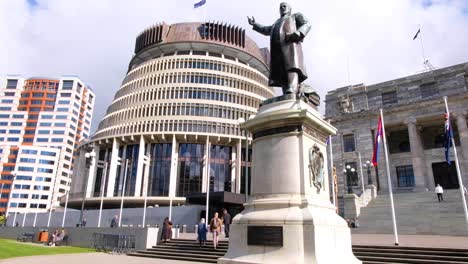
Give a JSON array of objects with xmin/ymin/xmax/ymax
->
[{"xmin": 253, "ymin": 13, "xmax": 311, "ymax": 88}]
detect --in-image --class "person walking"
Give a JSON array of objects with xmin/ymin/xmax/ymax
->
[
  {"xmin": 110, "ymin": 215, "xmax": 119, "ymax": 227},
  {"xmin": 222, "ymin": 209, "xmax": 231, "ymax": 238},
  {"xmin": 197, "ymin": 218, "xmax": 208, "ymax": 247},
  {"xmin": 435, "ymin": 184, "xmax": 444, "ymax": 202},
  {"xmin": 161, "ymin": 217, "xmax": 172, "ymax": 243},
  {"xmin": 81, "ymin": 218, "xmax": 87, "ymax": 227},
  {"xmin": 210, "ymin": 212, "xmax": 222, "ymax": 250}
]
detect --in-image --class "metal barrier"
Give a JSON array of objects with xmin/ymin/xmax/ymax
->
[{"xmin": 92, "ymin": 233, "xmax": 136, "ymax": 254}]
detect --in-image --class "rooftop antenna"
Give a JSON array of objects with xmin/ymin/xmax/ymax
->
[
  {"xmin": 414, "ymin": 24, "xmax": 435, "ymax": 72},
  {"xmin": 347, "ymin": 56, "xmax": 352, "ymax": 87}
]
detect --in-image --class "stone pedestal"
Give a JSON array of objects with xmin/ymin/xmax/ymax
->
[{"xmin": 218, "ymin": 97, "xmax": 361, "ymax": 264}]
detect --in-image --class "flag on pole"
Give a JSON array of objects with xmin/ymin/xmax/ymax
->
[
  {"xmin": 413, "ymin": 28, "xmax": 421, "ymax": 40},
  {"xmin": 194, "ymin": 0, "xmax": 206, "ymax": 8},
  {"xmin": 444, "ymin": 110, "xmax": 453, "ymax": 164},
  {"xmin": 372, "ymin": 115, "xmax": 383, "ymax": 166}
]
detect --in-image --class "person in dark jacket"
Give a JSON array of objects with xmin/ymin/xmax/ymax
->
[
  {"xmin": 197, "ymin": 218, "xmax": 208, "ymax": 247},
  {"xmin": 161, "ymin": 217, "xmax": 172, "ymax": 243},
  {"xmin": 222, "ymin": 209, "xmax": 231, "ymax": 238},
  {"xmin": 110, "ymin": 215, "xmax": 118, "ymax": 228}
]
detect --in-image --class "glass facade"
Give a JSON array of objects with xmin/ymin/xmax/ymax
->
[
  {"xmin": 148, "ymin": 143, "xmax": 172, "ymax": 196},
  {"xmin": 177, "ymin": 143, "xmax": 204, "ymax": 196},
  {"xmin": 209, "ymin": 145, "xmax": 232, "ymax": 192},
  {"xmin": 125, "ymin": 144, "xmax": 139, "ymax": 196},
  {"xmin": 240, "ymin": 147, "xmax": 252, "ymax": 195}
]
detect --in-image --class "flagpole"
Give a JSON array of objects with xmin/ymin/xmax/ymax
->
[
  {"xmin": 380, "ymin": 109, "xmax": 399, "ymax": 245},
  {"xmin": 417, "ymin": 25, "xmax": 427, "ymax": 65},
  {"xmin": 61, "ymin": 190, "xmax": 69, "ymax": 227},
  {"xmin": 443, "ymin": 96, "xmax": 468, "ymax": 224},
  {"xmin": 329, "ymin": 135, "xmax": 336, "ymax": 207},
  {"xmin": 358, "ymin": 152, "xmax": 365, "ymax": 195},
  {"xmin": 119, "ymin": 159, "xmax": 128, "ymax": 227}
]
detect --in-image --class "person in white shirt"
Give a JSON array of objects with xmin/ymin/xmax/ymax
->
[{"xmin": 435, "ymin": 184, "xmax": 444, "ymax": 202}]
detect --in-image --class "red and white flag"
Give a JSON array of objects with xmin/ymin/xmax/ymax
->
[{"xmin": 372, "ymin": 114, "xmax": 383, "ymax": 166}]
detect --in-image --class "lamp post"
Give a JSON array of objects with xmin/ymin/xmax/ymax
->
[
  {"xmin": 343, "ymin": 165, "xmax": 356, "ymax": 194},
  {"xmin": 79, "ymin": 149, "xmax": 96, "ymax": 226},
  {"xmin": 97, "ymin": 162, "xmax": 108, "ymax": 228},
  {"xmin": 363, "ymin": 160, "xmax": 374, "ymax": 185},
  {"xmin": 6, "ymin": 171, "xmax": 17, "ymax": 226},
  {"xmin": 119, "ymin": 159, "xmax": 129, "ymax": 227}
]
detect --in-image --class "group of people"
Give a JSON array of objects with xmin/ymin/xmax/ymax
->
[
  {"xmin": 159, "ymin": 208, "xmax": 231, "ymax": 250},
  {"xmin": 197, "ymin": 209, "xmax": 231, "ymax": 249}
]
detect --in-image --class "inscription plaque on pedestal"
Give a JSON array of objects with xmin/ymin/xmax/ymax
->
[{"xmin": 247, "ymin": 226, "xmax": 283, "ymax": 247}]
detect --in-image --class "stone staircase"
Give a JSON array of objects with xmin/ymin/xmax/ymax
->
[
  {"xmin": 353, "ymin": 190, "xmax": 468, "ymax": 236},
  {"xmin": 129, "ymin": 239, "xmax": 468, "ymax": 263},
  {"xmin": 129, "ymin": 239, "xmax": 228, "ymax": 263},
  {"xmin": 353, "ymin": 245, "xmax": 468, "ymax": 263}
]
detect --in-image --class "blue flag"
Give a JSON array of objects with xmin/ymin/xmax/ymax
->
[
  {"xmin": 194, "ymin": 0, "xmax": 206, "ymax": 8},
  {"xmin": 444, "ymin": 111, "xmax": 453, "ymax": 164}
]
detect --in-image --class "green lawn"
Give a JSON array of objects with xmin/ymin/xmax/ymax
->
[{"xmin": 0, "ymin": 238, "xmax": 94, "ymax": 259}]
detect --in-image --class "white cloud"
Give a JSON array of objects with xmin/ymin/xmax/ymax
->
[{"xmin": 1, "ymin": 0, "xmax": 468, "ymax": 132}]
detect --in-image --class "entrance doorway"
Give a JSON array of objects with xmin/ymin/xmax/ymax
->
[{"xmin": 432, "ymin": 162, "xmax": 459, "ymax": 189}]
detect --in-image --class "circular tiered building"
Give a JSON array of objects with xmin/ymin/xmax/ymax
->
[{"xmin": 68, "ymin": 22, "xmax": 274, "ymax": 211}]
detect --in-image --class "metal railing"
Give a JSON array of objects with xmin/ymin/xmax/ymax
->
[{"xmin": 92, "ymin": 233, "xmax": 136, "ymax": 254}]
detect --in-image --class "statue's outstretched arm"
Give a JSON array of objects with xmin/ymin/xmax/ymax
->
[{"xmin": 252, "ymin": 23, "xmax": 272, "ymax": 36}]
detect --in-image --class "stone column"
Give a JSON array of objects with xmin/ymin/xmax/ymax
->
[
  {"xmin": 168, "ymin": 136, "xmax": 179, "ymax": 197},
  {"xmin": 405, "ymin": 117, "xmax": 428, "ymax": 190},
  {"xmin": 134, "ymin": 136, "xmax": 146, "ymax": 196},
  {"xmin": 456, "ymin": 111, "xmax": 468, "ymax": 184},
  {"xmin": 116, "ymin": 145, "xmax": 127, "ymax": 196},
  {"xmin": 85, "ymin": 145, "xmax": 99, "ymax": 198},
  {"xmin": 106, "ymin": 138, "xmax": 120, "ymax": 197},
  {"xmin": 142, "ymin": 144, "xmax": 151, "ymax": 197}
]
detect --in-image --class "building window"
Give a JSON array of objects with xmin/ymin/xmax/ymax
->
[
  {"xmin": 381, "ymin": 91, "xmax": 398, "ymax": 105},
  {"xmin": 396, "ymin": 165, "xmax": 415, "ymax": 187},
  {"xmin": 345, "ymin": 162, "xmax": 359, "ymax": 187},
  {"xmin": 62, "ymin": 80, "xmax": 74, "ymax": 90},
  {"xmin": 343, "ymin": 134, "xmax": 356, "ymax": 152},
  {"xmin": 420, "ymin": 82, "xmax": 439, "ymax": 98},
  {"xmin": 6, "ymin": 79, "xmax": 18, "ymax": 89}
]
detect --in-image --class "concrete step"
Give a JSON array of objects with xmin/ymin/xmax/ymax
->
[
  {"xmin": 353, "ymin": 245, "xmax": 468, "ymax": 264},
  {"xmin": 128, "ymin": 252, "xmax": 218, "ymax": 263},
  {"xmin": 147, "ymin": 247, "xmax": 227, "ymax": 256}
]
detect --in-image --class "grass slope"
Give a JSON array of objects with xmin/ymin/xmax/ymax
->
[{"xmin": 0, "ymin": 238, "xmax": 93, "ymax": 259}]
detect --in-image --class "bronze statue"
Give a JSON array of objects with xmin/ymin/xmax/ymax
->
[{"xmin": 248, "ymin": 2, "xmax": 311, "ymax": 96}]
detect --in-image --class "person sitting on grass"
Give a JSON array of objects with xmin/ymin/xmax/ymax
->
[{"xmin": 49, "ymin": 229, "xmax": 65, "ymax": 246}]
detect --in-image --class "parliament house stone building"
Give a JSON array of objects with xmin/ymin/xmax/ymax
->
[
  {"xmin": 68, "ymin": 22, "xmax": 274, "ymax": 213},
  {"xmin": 325, "ymin": 62, "xmax": 468, "ymax": 213}
]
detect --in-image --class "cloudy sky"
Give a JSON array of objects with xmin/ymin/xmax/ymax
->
[{"xmin": 2, "ymin": 0, "xmax": 468, "ymax": 132}]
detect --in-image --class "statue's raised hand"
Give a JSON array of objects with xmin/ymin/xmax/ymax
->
[{"xmin": 247, "ymin": 16, "xmax": 255, "ymax": 26}]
